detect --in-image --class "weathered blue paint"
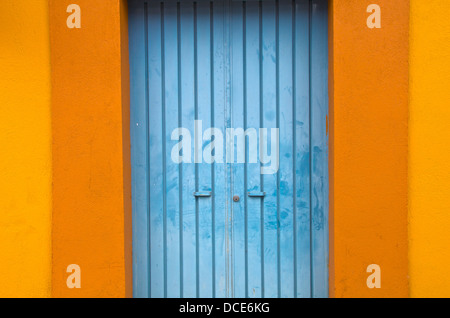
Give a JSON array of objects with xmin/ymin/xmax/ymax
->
[{"xmin": 129, "ymin": 0, "xmax": 328, "ymax": 298}]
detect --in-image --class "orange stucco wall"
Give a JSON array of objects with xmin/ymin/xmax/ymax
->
[
  {"xmin": 329, "ymin": 0, "xmax": 409, "ymax": 297},
  {"xmin": 0, "ymin": 0, "xmax": 52, "ymax": 297},
  {"xmin": 49, "ymin": 0, "xmax": 132, "ymax": 297},
  {"xmin": 47, "ymin": 0, "xmax": 409, "ymax": 297},
  {"xmin": 409, "ymin": 0, "xmax": 450, "ymax": 298}
]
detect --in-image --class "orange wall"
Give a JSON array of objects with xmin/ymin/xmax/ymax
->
[
  {"xmin": 47, "ymin": 0, "xmax": 409, "ymax": 297},
  {"xmin": 409, "ymin": 0, "xmax": 450, "ymax": 298},
  {"xmin": 329, "ymin": 0, "xmax": 409, "ymax": 297},
  {"xmin": 0, "ymin": 0, "xmax": 52, "ymax": 297},
  {"xmin": 49, "ymin": 0, "xmax": 132, "ymax": 297}
]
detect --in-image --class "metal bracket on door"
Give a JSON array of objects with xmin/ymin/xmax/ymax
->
[
  {"xmin": 248, "ymin": 191, "xmax": 266, "ymax": 197},
  {"xmin": 193, "ymin": 191, "xmax": 212, "ymax": 198}
]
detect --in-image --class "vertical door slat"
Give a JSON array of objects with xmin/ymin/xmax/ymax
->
[
  {"xmin": 197, "ymin": 1, "xmax": 214, "ymax": 298},
  {"xmin": 146, "ymin": 2, "xmax": 165, "ymax": 298},
  {"xmin": 211, "ymin": 0, "xmax": 228, "ymax": 298},
  {"xmin": 295, "ymin": 0, "xmax": 312, "ymax": 298},
  {"xmin": 163, "ymin": 1, "xmax": 182, "ymax": 298},
  {"xmin": 230, "ymin": 0, "xmax": 246, "ymax": 299},
  {"xmin": 310, "ymin": 0, "xmax": 329, "ymax": 298},
  {"xmin": 129, "ymin": 0, "xmax": 150, "ymax": 298},
  {"xmin": 244, "ymin": 0, "xmax": 263, "ymax": 299},
  {"xmin": 179, "ymin": 1, "xmax": 197, "ymax": 298},
  {"xmin": 278, "ymin": 0, "xmax": 295, "ymax": 298},
  {"xmin": 261, "ymin": 0, "xmax": 279, "ymax": 298}
]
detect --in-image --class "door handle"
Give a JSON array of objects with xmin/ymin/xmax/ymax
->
[
  {"xmin": 248, "ymin": 191, "xmax": 266, "ymax": 197},
  {"xmin": 193, "ymin": 191, "xmax": 212, "ymax": 197}
]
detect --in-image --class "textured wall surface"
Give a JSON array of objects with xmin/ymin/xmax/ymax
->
[
  {"xmin": 49, "ymin": 0, "xmax": 132, "ymax": 297},
  {"xmin": 0, "ymin": 0, "xmax": 418, "ymax": 298},
  {"xmin": 409, "ymin": 0, "xmax": 450, "ymax": 298},
  {"xmin": 0, "ymin": 1, "xmax": 52, "ymax": 297},
  {"xmin": 329, "ymin": 0, "xmax": 409, "ymax": 297}
]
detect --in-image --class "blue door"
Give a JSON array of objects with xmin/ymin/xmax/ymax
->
[{"xmin": 129, "ymin": 0, "xmax": 328, "ymax": 298}]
